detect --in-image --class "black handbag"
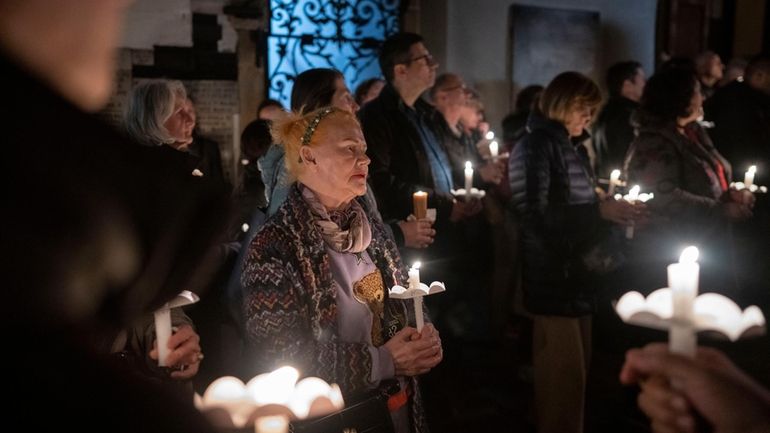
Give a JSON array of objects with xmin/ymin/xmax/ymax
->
[{"xmin": 290, "ymin": 381, "xmax": 399, "ymax": 433}]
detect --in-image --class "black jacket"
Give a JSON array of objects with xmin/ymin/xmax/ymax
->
[
  {"xmin": 359, "ymin": 84, "xmax": 453, "ymax": 222},
  {"xmin": 592, "ymin": 96, "xmax": 638, "ymax": 178},
  {"xmin": 705, "ymin": 80, "xmax": 770, "ymax": 173},
  {"xmin": 1, "ymin": 51, "xmax": 228, "ymax": 432},
  {"xmin": 508, "ymin": 112, "xmax": 603, "ymax": 316}
]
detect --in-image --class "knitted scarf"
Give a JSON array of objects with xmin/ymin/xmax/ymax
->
[{"xmin": 300, "ymin": 184, "xmax": 372, "ymax": 253}]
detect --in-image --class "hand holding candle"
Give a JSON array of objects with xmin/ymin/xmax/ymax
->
[
  {"xmin": 620, "ymin": 184, "xmax": 654, "ymax": 239},
  {"xmin": 152, "ymin": 291, "xmax": 200, "ymax": 367}
]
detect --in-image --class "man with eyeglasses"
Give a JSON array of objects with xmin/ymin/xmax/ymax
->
[
  {"xmin": 430, "ymin": 73, "xmax": 504, "ymax": 187},
  {"xmin": 360, "ymin": 34, "xmax": 483, "ymax": 362},
  {"xmin": 360, "ymin": 33, "xmax": 482, "ymax": 261}
]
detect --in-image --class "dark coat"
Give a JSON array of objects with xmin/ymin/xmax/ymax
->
[
  {"xmin": 624, "ymin": 120, "xmax": 732, "ymax": 266},
  {"xmin": 2, "ymin": 51, "xmax": 227, "ymax": 433},
  {"xmin": 188, "ymin": 133, "xmax": 231, "ymax": 191},
  {"xmin": 508, "ymin": 112, "xmax": 603, "ymax": 316},
  {"xmin": 705, "ymin": 80, "xmax": 770, "ymax": 173},
  {"xmin": 592, "ymin": 96, "xmax": 638, "ymax": 178},
  {"xmin": 359, "ymin": 84, "xmax": 453, "ymax": 221},
  {"xmin": 241, "ymin": 185, "xmax": 429, "ymax": 432}
]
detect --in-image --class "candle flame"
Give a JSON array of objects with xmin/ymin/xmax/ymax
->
[
  {"xmin": 748, "ymin": 165, "xmax": 757, "ymax": 174},
  {"xmin": 412, "ymin": 261, "xmax": 421, "ymax": 270},
  {"xmin": 679, "ymin": 246, "xmax": 699, "ymax": 264},
  {"xmin": 629, "ymin": 185, "xmax": 640, "ymax": 195},
  {"xmin": 485, "ymin": 131, "xmax": 494, "ymax": 140},
  {"xmin": 610, "ymin": 169, "xmax": 621, "ymax": 180},
  {"xmin": 465, "ymin": 161, "xmax": 472, "ymax": 169}
]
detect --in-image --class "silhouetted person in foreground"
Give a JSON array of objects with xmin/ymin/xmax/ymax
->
[{"xmin": 1, "ymin": 1, "xmax": 228, "ymax": 431}]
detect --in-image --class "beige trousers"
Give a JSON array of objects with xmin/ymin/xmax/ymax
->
[{"xmin": 532, "ymin": 315, "xmax": 592, "ymax": 433}]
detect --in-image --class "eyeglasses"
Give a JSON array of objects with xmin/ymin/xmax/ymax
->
[{"xmin": 405, "ymin": 53, "xmax": 437, "ymax": 67}]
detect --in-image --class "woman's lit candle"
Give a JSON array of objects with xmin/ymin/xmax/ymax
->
[
  {"xmin": 667, "ymin": 246, "xmax": 700, "ymax": 357},
  {"xmin": 489, "ymin": 140, "xmax": 499, "ymax": 159},
  {"xmin": 408, "ymin": 262, "xmax": 424, "ymax": 331},
  {"xmin": 464, "ymin": 161, "xmax": 473, "ymax": 197},
  {"xmin": 412, "ymin": 191, "xmax": 428, "ymax": 220},
  {"xmin": 744, "ymin": 165, "xmax": 757, "ymax": 188},
  {"xmin": 485, "ymin": 131, "xmax": 495, "ymax": 140},
  {"xmin": 608, "ymin": 169, "xmax": 621, "ymax": 196}
]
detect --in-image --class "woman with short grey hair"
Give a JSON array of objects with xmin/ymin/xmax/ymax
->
[{"xmin": 124, "ymin": 79, "xmax": 194, "ymax": 149}]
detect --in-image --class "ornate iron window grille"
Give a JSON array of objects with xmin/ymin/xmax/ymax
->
[{"xmin": 267, "ymin": 0, "xmax": 400, "ymax": 107}]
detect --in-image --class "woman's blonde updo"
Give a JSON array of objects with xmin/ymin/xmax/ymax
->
[{"xmin": 270, "ymin": 106, "xmax": 361, "ymax": 179}]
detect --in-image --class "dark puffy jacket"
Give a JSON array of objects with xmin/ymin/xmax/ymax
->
[{"xmin": 508, "ymin": 112, "xmax": 603, "ymax": 316}]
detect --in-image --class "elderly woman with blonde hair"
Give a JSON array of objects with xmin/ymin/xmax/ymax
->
[{"xmin": 241, "ymin": 106, "xmax": 442, "ymax": 433}]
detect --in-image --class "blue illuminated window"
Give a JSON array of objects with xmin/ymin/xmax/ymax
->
[{"xmin": 267, "ymin": 0, "xmax": 400, "ymax": 107}]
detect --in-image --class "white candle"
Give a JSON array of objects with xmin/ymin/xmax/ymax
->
[
  {"xmin": 153, "ymin": 307, "xmax": 172, "ymax": 367},
  {"xmin": 489, "ymin": 140, "xmax": 499, "ymax": 159},
  {"xmin": 485, "ymin": 131, "xmax": 495, "ymax": 140},
  {"xmin": 408, "ymin": 262, "xmax": 421, "ymax": 290},
  {"xmin": 608, "ymin": 169, "xmax": 621, "ymax": 196},
  {"xmin": 744, "ymin": 165, "xmax": 757, "ymax": 188},
  {"xmin": 255, "ymin": 415, "xmax": 289, "ymax": 433},
  {"xmin": 667, "ymin": 246, "xmax": 700, "ymax": 357},
  {"xmin": 464, "ymin": 161, "xmax": 473, "ymax": 197},
  {"xmin": 408, "ymin": 262, "xmax": 424, "ymax": 331}
]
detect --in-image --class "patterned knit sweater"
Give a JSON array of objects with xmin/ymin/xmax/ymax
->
[{"xmin": 241, "ymin": 184, "xmax": 429, "ymax": 432}]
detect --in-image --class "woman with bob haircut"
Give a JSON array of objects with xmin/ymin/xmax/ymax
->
[
  {"xmin": 508, "ymin": 71, "xmax": 638, "ymax": 433},
  {"xmin": 242, "ymin": 106, "xmax": 442, "ymax": 433}
]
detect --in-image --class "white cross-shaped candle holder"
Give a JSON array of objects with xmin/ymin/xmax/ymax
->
[
  {"xmin": 153, "ymin": 290, "xmax": 199, "ymax": 367},
  {"xmin": 451, "ymin": 161, "xmax": 486, "ymax": 200},
  {"xmin": 614, "ymin": 246, "xmax": 766, "ymax": 357},
  {"xmin": 195, "ymin": 366, "xmax": 345, "ymax": 432},
  {"xmin": 388, "ymin": 262, "xmax": 446, "ymax": 331},
  {"xmin": 614, "ymin": 184, "xmax": 654, "ymax": 239}
]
